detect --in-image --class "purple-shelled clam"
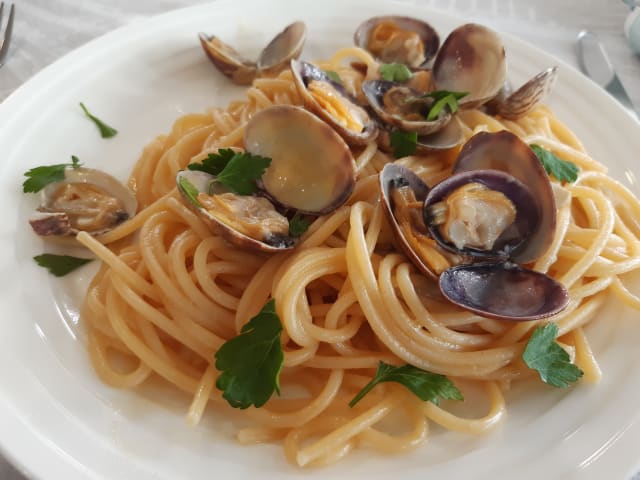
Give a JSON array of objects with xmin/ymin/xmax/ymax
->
[
  {"xmin": 354, "ymin": 16, "xmax": 440, "ymax": 68},
  {"xmin": 290, "ymin": 59, "xmax": 378, "ymax": 145},
  {"xmin": 379, "ymin": 131, "xmax": 569, "ymax": 321}
]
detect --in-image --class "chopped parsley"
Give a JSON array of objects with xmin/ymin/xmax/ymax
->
[
  {"xmin": 379, "ymin": 63, "xmax": 413, "ymax": 82},
  {"xmin": 289, "ymin": 212, "xmax": 311, "ymax": 237},
  {"xmin": 522, "ymin": 323, "xmax": 584, "ymax": 388},
  {"xmin": 324, "ymin": 70, "xmax": 343, "ymax": 84},
  {"xmin": 34, "ymin": 254, "xmax": 93, "ymax": 277},
  {"xmin": 422, "ymin": 90, "xmax": 468, "ymax": 121},
  {"xmin": 389, "ymin": 130, "xmax": 418, "ymax": 158},
  {"xmin": 22, "ymin": 156, "xmax": 82, "ymax": 193},
  {"xmin": 188, "ymin": 149, "xmax": 271, "ymax": 195},
  {"xmin": 530, "ymin": 144, "xmax": 579, "ymax": 183},
  {"xmin": 349, "ymin": 361, "xmax": 463, "ymax": 407},
  {"xmin": 79, "ymin": 102, "xmax": 118, "ymax": 138}
]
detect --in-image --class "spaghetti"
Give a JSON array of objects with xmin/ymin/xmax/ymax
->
[{"xmin": 77, "ymin": 45, "xmax": 640, "ymax": 467}]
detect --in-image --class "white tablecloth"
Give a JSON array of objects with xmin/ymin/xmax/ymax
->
[{"xmin": 1, "ymin": 1, "xmax": 639, "ymax": 478}]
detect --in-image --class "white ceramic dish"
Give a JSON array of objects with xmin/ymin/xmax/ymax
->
[{"xmin": 1, "ymin": 1, "xmax": 640, "ymax": 479}]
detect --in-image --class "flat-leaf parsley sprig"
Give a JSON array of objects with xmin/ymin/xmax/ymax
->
[
  {"xmin": 349, "ymin": 361, "xmax": 463, "ymax": 407},
  {"xmin": 215, "ymin": 299, "xmax": 284, "ymax": 409},
  {"xmin": 188, "ymin": 148, "xmax": 271, "ymax": 195},
  {"xmin": 522, "ymin": 323, "xmax": 584, "ymax": 388},
  {"xmin": 22, "ymin": 156, "xmax": 82, "ymax": 193}
]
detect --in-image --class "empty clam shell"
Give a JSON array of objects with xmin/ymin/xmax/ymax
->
[
  {"xmin": 244, "ymin": 105, "xmax": 356, "ymax": 215},
  {"xmin": 439, "ymin": 262, "xmax": 569, "ymax": 321},
  {"xmin": 354, "ymin": 16, "xmax": 440, "ymax": 68},
  {"xmin": 257, "ymin": 21, "xmax": 306, "ymax": 75},
  {"xmin": 199, "ymin": 33, "xmax": 257, "ymax": 85},
  {"xmin": 493, "ymin": 66, "xmax": 558, "ymax": 119}
]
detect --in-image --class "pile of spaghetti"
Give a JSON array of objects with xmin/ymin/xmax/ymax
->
[{"xmin": 78, "ymin": 46, "xmax": 640, "ymax": 467}]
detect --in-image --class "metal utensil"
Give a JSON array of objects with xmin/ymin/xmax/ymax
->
[
  {"xmin": 576, "ymin": 30, "xmax": 640, "ymax": 121},
  {"xmin": 0, "ymin": 2, "xmax": 15, "ymax": 68}
]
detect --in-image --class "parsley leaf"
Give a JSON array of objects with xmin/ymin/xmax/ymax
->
[
  {"xmin": 349, "ymin": 361, "xmax": 463, "ymax": 407},
  {"xmin": 522, "ymin": 323, "xmax": 584, "ymax": 388},
  {"xmin": 188, "ymin": 150, "xmax": 271, "ymax": 195},
  {"xmin": 22, "ymin": 156, "xmax": 84, "ymax": 193},
  {"xmin": 187, "ymin": 148, "xmax": 237, "ymax": 176},
  {"xmin": 79, "ymin": 102, "xmax": 118, "ymax": 138},
  {"xmin": 34, "ymin": 254, "xmax": 93, "ymax": 277},
  {"xmin": 422, "ymin": 90, "xmax": 468, "ymax": 121},
  {"xmin": 379, "ymin": 63, "xmax": 413, "ymax": 82},
  {"xmin": 389, "ymin": 130, "xmax": 418, "ymax": 158},
  {"xmin": 289, "ymin": 212, "xmax": 311, "ymax": 237},
  {"xmin": 324, "ymin": 70, "xmax": 343, "ymax": 84},
  {"xmin": 530, "ymin": 144, "xmax": 579, "ymax": 183},
  {"xmin": 215, "ymin": 299, "xmax": 284, "ymax": 409}
]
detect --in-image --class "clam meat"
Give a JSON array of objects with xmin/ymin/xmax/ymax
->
[
  {"xmin": 354, "ymin": 16, "xmax": 440, "ymax": 68},
  {"xmin": 379, "ymin": 131, "xmax": 569, "ymax": 320},
  {"xmin": 291, "ymin": 60, "xmax": 378, "ymax": 145},
  {"xmin": 29, "ymin": 167, "xmax": 137, "ymax": 241},
  {"xmin": 200, "ymin": 21, "xmax": 306, "ymax": 85}
]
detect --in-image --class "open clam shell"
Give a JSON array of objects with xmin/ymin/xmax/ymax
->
[
  {"xmin": 362, "ymin": 80, "xmax": 451, "ymax": 136},
  {"xmin": 453, "ymin": 130, "xmax": 556, "ymax": 264},
  {"xmin": 432, "ymin": 23, "xmax": 506, "ymax": 108},
  {"xmin": 176, "ymin": 170, "xmax": 295, "ymax": 253},
  {"xmin": 244, "ymin": 105, "xmax": 356, "ymax": 215},
  {"xmin": 291, "ymin": 60, "xmax": 378, "ymax": 145},
  {"xmin": 29, "ymin": 167, "xmax": 137, "ymax": 242},
  {"xmin": 354, "ymin": 16, "xmax": 440, "ymax": 68},
  {"xmin": 200, "ymin": 21, "xmax": 306, "ymax": 85},
  {"xmin": 492, "ymin": 66, "xmax": 558, "ymax": 119},
  {"xmin": 198, "ymin": 33, "xmax": 257, "ymax": 85},
  {"xmin": 439, "ymin": 262, "xmax": 569, "ymax": 321}
]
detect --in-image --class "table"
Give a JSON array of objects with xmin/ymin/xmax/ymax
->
[{"xmin": 1, "ymin": 1, "xmax": 639, "ymax": 478}]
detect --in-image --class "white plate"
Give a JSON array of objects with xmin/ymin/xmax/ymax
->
[{"xmin": 1, "ymin": 1, "xmax": 640, "ymax": 479}]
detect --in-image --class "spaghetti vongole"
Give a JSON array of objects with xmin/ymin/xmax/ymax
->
[{"xmin": 51, "ymin": 22, "xmax": 640, "ymax": 468}]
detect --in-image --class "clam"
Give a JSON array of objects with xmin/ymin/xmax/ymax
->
[
  {"xmin": 199, "ymin": 21, "xmax": 306, "ymax": 85},
  {"xmin": 489, "ymin": 66, "xmax": 558, "ymax": 119},
  {"xmin": 290, "ymin": 60, "xmax": 378, "ymax": 145},
  {"xmin": 354, "ymin": 16, "xmax": 440, "ymax": 68},
  {"xmin": 432, "ymin": 23, "xmax": 506, "ymax": 108},
  {"xmin": 376, "ymin": 116, "xmax": 464, "ymax": 154},
  {"xmin": 176, "ymin": 170, "xmax": 295, "ymax": 252},
  {"xmin": 362, "ymin": 80, "xmax": 451, "ymax": 135},
  {"xmin": 245, "ymin": 104, "xmax": 356, "ymax": 214},
  {"xmin": 29, "ymin": 167, "xmax": 137, "ymax": 241},
  {"xmin": 176, "ymin": 106, "xmax": 356, "ymax": 252},
  {"xmin": 379, "ymin": 131, "xmax": 569, "ymax": 320}
]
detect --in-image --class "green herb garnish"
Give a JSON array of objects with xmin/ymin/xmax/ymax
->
[
  {"xmin": 422, "ymin": 90, "xmax": 468, "ymax": 121},
  {"xmin": 325, "ymin": 70, "xmax": 343, "ymax": 84},
  {"xmin": 187, "ymin": 149, "xmax": 271, "ymax": 195},
  {"xmin": 349, "ymin": 361, "xmax": 463, "ymax": 407},
  {"xmin": 530, "ymin": 144, "xmax": 579, "ymax": 183},
  {"xmin": 34, "ymin": 254, "xmax": 93, "ymax": 277},
  {"xmin": 215, "ymin": 299, "xmax": 284, "ymax": 409},
  {"xmin": 79, "ymin": 102, "xmax": 118, "ymax": 138},
  {"xmin": 389, "ymin": 130, "xmax": 418, "ymax": 158},
  {"xmin": 178, "ymin": 176, "xmax": 202, "ymax": 208},
  {"xmin": 22, "ymin": 156, "xmax": 82, "ymax": 193},
  {"xmin": 289, "ymin": 212, "xmax": 311, "ymax": 237},
  {"xmin": 379, "ymin": 63, "xmax": 413, "ymax": 82},
  {"xmin": 522, "ymin": 323, "xmax": 584, "ymax": 388}
]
